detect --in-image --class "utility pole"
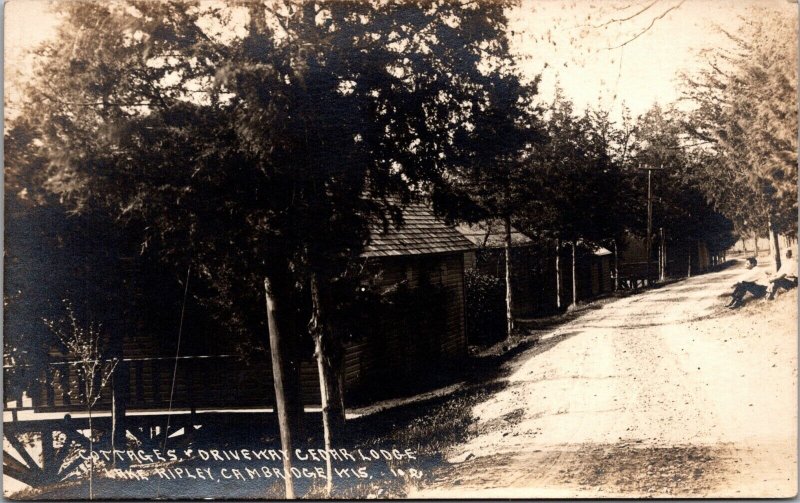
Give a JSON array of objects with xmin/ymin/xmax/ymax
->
[
  {"xmin": 638, "ymin": 164, "xmax": 665, "ymax": 285},
  {"xmin": 659, "ymin": 227, "xmax": 666, "ymax": 281},
  {"xmin": 647, "ymin": 169, "xmax": 652, "ymax": 283}
]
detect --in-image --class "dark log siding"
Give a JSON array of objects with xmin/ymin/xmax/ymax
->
[
  {"xmin": 29, "ymin": 252, "xmax": 468, "ymax": 411},
  {"xmin": 619, "ymin": 234, "xmax": 712, "ymax": 281},
  {"xmin": 333, "ymin": 253, "xmax": 468, "ymax": 402}
]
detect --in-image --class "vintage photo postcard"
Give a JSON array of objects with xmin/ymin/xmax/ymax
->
[{"xmin": 3, "ymin": 0, "xmax": 797, "ymax": 499}]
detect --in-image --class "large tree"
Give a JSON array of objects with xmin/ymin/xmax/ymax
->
[
  {"xmin": 682, "ymin": 7, "xmax": 797, "ymax": 270},
  {"xmin": 629, "ymin": 105, "xmax": 737, "ymax": 277},
  {"xmin": 519, "ymin": 97, "xmax": 631, "ymax": 308},
  {"xmin": 9, "ymin": 0, "xmax": 522, "ymax": 496},
  {"xmin": 449, "ymin": 71, "xmax": 543, "ymax": 338}
]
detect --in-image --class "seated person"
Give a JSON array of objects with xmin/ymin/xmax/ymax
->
[
  {"xmin": 767, "ymin": 249, "xmax": 798, "ymax": 300},
  {"xmin": 728, "ymin": 281, "xmax": 767, "ymax": 308}
]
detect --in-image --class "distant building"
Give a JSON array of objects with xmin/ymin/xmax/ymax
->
[{"xmin": 456, "ymin": 220, "xmax": 538, "ymax": 317}]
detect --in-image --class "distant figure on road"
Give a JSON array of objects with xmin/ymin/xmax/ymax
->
[{"xmin": 767, "ymin": 249, "xmax": 798, "ymax": 300}]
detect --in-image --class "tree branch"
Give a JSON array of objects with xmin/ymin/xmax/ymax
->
[
  {"xmin": 604, "ymin": 0, "xmax": 685, "ymax": 50},
  {"xmin": 592, "ymin": 0, "xmax": 660, "ymax": 29}
]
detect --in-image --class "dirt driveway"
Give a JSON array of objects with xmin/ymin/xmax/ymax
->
[{"xmin": 412, "ymin": 261, "xmax": 797, "ymax": 498}]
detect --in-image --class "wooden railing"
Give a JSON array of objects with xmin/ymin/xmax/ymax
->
[{"xmin": 5, "ymin": 355, "xmax": 277, "ymax": 413}]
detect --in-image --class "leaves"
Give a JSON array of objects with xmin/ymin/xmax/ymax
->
[
  {"xmin": 681, "ymin": 7, "xmax": 798, "ymax": 236},
  {"xmin": 7, "ymin": 0, "xmax": 523, "ymax": 354}
]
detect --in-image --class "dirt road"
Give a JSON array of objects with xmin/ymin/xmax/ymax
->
[{"xmin": 412, "ymin": 261, "xmax": 797, "ymax": 498}]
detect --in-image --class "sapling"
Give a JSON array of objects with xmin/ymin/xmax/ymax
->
[{"xmin": 44, "ymin": 300, "xmax": 117, "ymax": 500}]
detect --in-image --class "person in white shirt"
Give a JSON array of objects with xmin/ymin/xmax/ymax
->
[{"xmin": 767, "ymin": 249, "xmax": 798, "ymax": 300}]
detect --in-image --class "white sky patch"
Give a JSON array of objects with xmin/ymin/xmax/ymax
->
[
  {"xmin": 338, "ymin": 79, "xmax": 356, "ymax": 96},
  {"xmin": 198, "ymin": 4, "xmax": 249, "ymax": 44},
  {"xmin": 507, "ymin": 0, "xmax": 796, "ymax": 121}
]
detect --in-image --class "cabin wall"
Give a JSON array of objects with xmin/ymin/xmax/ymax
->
[
  {"xmin": 31, "ymin": 253, "xmax": 468, "ymax": 411},
  {"xmin": 619, "ymin": 235, "xmax": 715, "ymax": 282},
  {"xmin": 589, "ymin": 256, "xmax": 612, "ymax": 297},
  {"xmin": 338, "ymin": 253, "xmax": 467, "ymax": 403},
  {"xmin": 618, "ymin": 235, "xmax": 651, "ymax": 280}
]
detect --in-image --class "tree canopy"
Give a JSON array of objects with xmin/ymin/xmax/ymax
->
[
  {"xmin": 682, "ymin": 7, "xmax": 798, "ymax": 238},
  {"xmin": 6, "ymin": 0, "xmax": 527, "ymax": 494}
]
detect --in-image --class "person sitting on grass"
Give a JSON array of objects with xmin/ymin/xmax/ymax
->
[
  {"xmin": 728, "ymin": 281, "xmax": 767, "ymax": 308},
  {"xmin": 767, "ymin": 249, "xmax": 798, "ymax": 300}
]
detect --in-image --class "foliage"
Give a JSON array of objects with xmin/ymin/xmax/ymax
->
[
  {"xmin": 448, "ymin": 71, "xmax": 544, "ymax": 223},
  {"xmin": 518, "ymin": 97, "xmax": 633, "ymax": 248},
  {"xmin": 681, "ymin": 7, "xmax": 798, "ymax": 236},
  {"xmin": 43, "ymin": 300, "xmax": 117, "ymax": 500},
  {"xmin": 4, "ymin": 123, "xmax": 126, "ymax": 394},
  {"xmin": 43, "ymin": 301, "xmax": 118, "ymax": 409},
  {"xmin": 6, "ymin": 6, "xmax": 534, "ymax": 486},
  {"xmin": 629, "ymin": 105, "xmax": 735, "ymax": 247},
  {"xmin": 6, "ymin": 0, "xmax": 523, "ymax": 405},
  {"xmin": 4, "ymin": 122, "xmax": 216, "ymax": 394},
  {"xmin": 465, "ymin": 270, "xmax": 506, "ymax": 345}
]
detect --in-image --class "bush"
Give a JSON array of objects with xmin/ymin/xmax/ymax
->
[{"xmin": 465, "ymin": 269, "xmax": 506, "ymax": 345}]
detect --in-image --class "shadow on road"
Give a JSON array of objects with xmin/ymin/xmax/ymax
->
[{"xmin": 425, "ymin": 441, "xmax": 734, "ymax": 497}]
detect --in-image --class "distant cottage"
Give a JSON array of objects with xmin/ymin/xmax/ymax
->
[
  {"xmin": 457, "ymin": 220, "xmax": 539, "ymax": 316},
  {"xmin": 456, "ymin": 221, "xmax": 615, "ymax": 320}
]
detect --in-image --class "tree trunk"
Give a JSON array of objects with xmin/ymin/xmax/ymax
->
[
  {"xmin": 555, "ymin": 239, "xmax": 561, "ymax": 310},
  {"xmin": 309, "ymin": 273, "xmax": 345, "ymax": 496},
  {"xmin": 613, "ymin": 239, "xmax": 619, "ymax": 291},
  {"xmin": 283, "ymin": 289, "xmax": 304, "ymax": 441},
  {"xmin": 309, "ymin": 275, "xmax": 345, "ymax": 429},
  {"xmin": 740, "ymin": 236, "xmax": 748, "ymax": 253},
  {"xmin": 88, "ymin": 407, "xmax": 94, "ymax": 500},
  {"xmin": 264, "ymin": 277, "xmax": 296, "ymax": 499},
  {"xmin": 770, "ymin": 218, "xmax": 782, "ymax": 272},
  {"xmin": 503, "ymin": 215, "xmax": 515, "ymax": 338},
  {"xmin": 659, "ymin": 228, "xmax": 666, "ymax": 281},
  {"xmin": 570, "ymin": 241, "xmax": 577, "ymax": 307},
  {"xmin": 753, "ymin": 231, "xmax": 759, "ymax": 256},
  {"xmin": 110, "ymin": 368, "xmax": 127, "ymax": 468},
  {"xmin": 660, "ymin": 245, "xmax": 663, "ymax": 279},
  {"xmin": 767, "ymin": 224, "xmax": 774, "ymax": 261},
  {"xmin": 687, "ymin": 241, "xmax": 692, "ymax": 278}
]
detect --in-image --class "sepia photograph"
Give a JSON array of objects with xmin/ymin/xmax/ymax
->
[{"xmin": 2, "ymin": 0, "xmax": 798, "ymax": 499}]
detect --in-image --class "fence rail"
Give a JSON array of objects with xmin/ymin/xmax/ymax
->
[{"xmin": 4, "ymin": 355, "xmax": 276, "ymax": 413}]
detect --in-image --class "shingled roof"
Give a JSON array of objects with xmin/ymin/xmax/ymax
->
[
  {"xmin": 361, "ymin": 202, "xmax": 475, "ymax": 258},
  {"xmin": 455, "ymin": 219, "xmax": 534, "ymax": 249}
]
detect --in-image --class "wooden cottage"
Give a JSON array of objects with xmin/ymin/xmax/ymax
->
[
  {"xmin": 349, "ymin": 202, "xmax": 475, "ymax": 400},
  {"xmin": 574, "ymin": 243, "xmax": 614, "ymax": 300},
  {"xmin": 617, "ymin": 232, "xmax": 713, "ymax": 287},
  {"xmin": 17, "ymin": 202, "xmax": 474, "ymax": 414},
  {"xmin": 456, "ymin": 222, "xmax": 614, "ymax": 319},
  {"xmin": 457, "ymin": 220, "xmax": 539, "ymax": 316}
]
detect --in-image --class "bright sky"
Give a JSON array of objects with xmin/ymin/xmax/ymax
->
[
  {"xmin": 4, "ymin": 0, "xmax": 798, "ymax": 122},
  {"xmin": 508, "ymin": 0, "xmax": 798, "ymax": 121}
]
